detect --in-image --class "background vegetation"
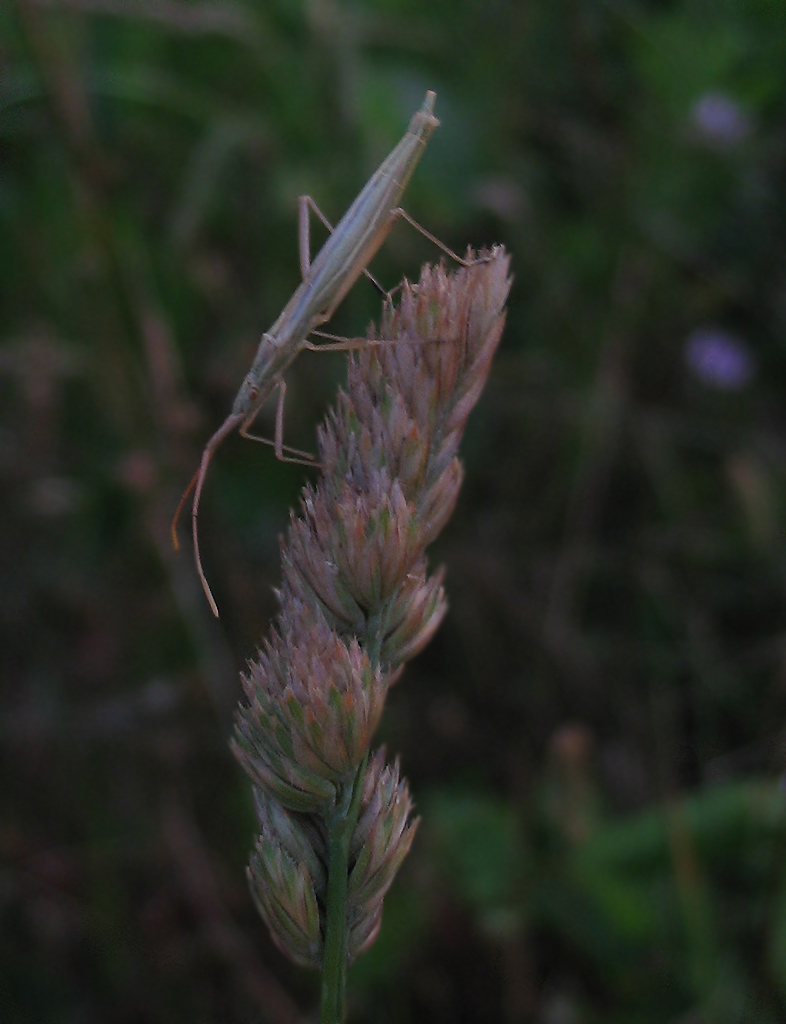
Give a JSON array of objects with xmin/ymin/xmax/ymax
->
[{"xmin": 2, "ymin": 1, "xmax": 786, "ymax": 1021}]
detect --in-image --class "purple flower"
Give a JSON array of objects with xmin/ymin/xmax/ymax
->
[
  {"xmin": 689, "ymin": 92, "xmax": 752, "ymax": 149},
  {"xmin": 685, "ymin": 328, "xmax": 755, "ymax": 391}
]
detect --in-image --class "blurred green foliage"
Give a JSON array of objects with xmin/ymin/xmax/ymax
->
[{"xmin": 2, "ymin": 0, "xmax": 786, "ymax": 1021}]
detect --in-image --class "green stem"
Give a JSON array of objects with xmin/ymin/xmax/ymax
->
[{"xmin": 319, "ymin": 761, "xmax": 367, "ymax": 1024}]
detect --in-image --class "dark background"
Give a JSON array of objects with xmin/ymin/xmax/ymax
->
[{"xmin": 3, "ymin": 1, "xmax": 786, "ymax": 1021}]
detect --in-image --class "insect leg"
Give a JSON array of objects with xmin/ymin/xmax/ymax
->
[
  {"xmin": 299, "ymin": 194, "xmax": 386, "ymax": 296},
  {"xmin": 389, "ymin": 208, "xmax": 491, "ymax": 267},
  {"xmin": 238, "ymin": 379, "xmax": 317, "ymax": 466},
  {"xmin": 302, "ymin": 325, "xmax": 447, "ymax": 354}
]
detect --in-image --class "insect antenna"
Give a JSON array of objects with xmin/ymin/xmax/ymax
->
[
  {"xmin": 172, "ymin": 412, "xmax": 244, "ymax": 616},
  {"xmin": 171, "ymin": 470, "xmax": 199, "ymax": 551}
]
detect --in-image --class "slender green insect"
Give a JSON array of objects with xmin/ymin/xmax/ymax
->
[{"xmin": 173, "ymin": 90, "xmax": 467, "ymax": 617}]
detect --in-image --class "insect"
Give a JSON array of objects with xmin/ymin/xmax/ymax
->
[{"xmin": 172, "ymin": 89, "xmax": 469, "ymax": 617}]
